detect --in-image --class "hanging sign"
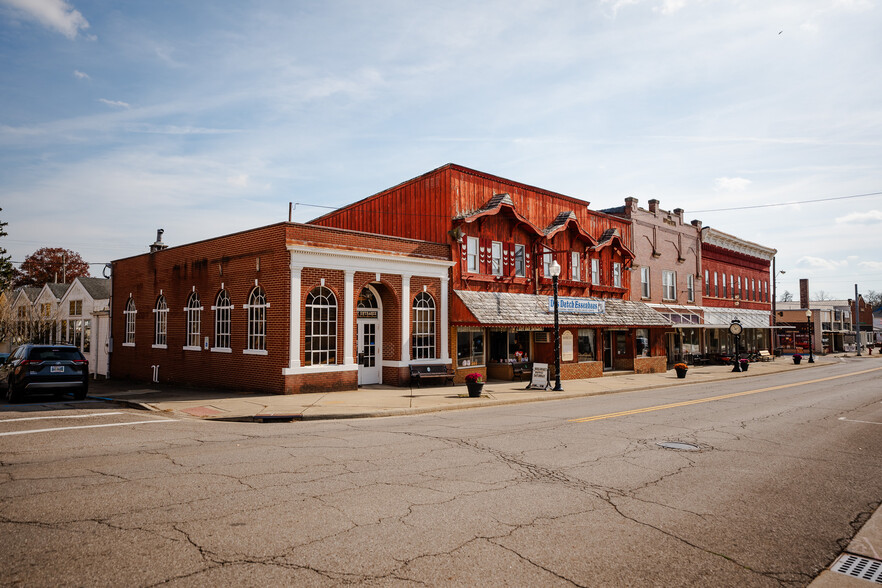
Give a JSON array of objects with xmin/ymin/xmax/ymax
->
[
  {"xmin": 529, "ymin": 362, "xmax": 550, "ymax": 389},
  {"xmin": 547, "ymin": 297, "xmax": 605, "ymax": 314}
]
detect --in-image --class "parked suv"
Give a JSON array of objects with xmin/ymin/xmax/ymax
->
[{"xmin": 0, "ymin": 345, "xmax": 89, "ymax": 403}]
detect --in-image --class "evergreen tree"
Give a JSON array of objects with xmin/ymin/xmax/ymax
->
[{"xmin": 0, "ymin": 209, "xmax": 14, "ymax": 291}]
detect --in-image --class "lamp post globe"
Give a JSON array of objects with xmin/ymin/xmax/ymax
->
[{"xmin": 550, "ymin": 261, "xmax": 563, "ymax": 391}]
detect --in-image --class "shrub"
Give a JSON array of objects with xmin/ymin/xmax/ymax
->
[{"xmin": 673, "ymin": 363, "xmax": 688, "ymax": 371}]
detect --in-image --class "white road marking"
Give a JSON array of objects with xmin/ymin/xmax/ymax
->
[
  {"xmin": 0, "ymin": 412, "xmax": 125, "ymax": 423},
  {"xmin": 0, "ymin": 419, "xmax": 174, "ymax": 437},
  {"xmin": 838, "ymin": 417, "xmax": 882, "ymax": 425}
]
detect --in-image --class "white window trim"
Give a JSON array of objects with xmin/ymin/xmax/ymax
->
[
  {"xmin": 211, "ymin": 347, "xmax": 232, "ymax": 353},
  {"xmin": 662, "ymin": 270, "xmax": 676, "ymax": 301},
  {"xmin": 514, "ymin": 244, "xmax": 525, "ymax": 277},
  {"xmin": 243, "ymin": 349, "xmax": 268, "ymax": 356},
  {"xmin": 183, "ymin": 345, "xmax": 201, "ymax": 352},
  {"xmin": 466, "ymin": 236, "xmax": 479, "ymax": 273},
  {"xmin": 641, "ymin": 267, "xmax": 650, "ymax": 298},
  {"xmin": 591, "ymin": 258, "xmax": 600, "ymax": 285},
  {"xmin": 613, "ymin": 262, "xmax": 622, "ymax": 288},
  {"xmin": 571, "ymin": 251, "xmax": 581, "ymax": 281},
  {"xmin": 122, "ymin": 342, "xmax": 135, "ymax": 348},
  {"xmin": 491, "ymin": 241, "xmax": 502, "ymax": 276},
  {"xmin": 151, "ymin": 344, "xmax": 167, "ymax": 350}
]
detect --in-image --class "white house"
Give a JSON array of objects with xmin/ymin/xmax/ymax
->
[{"xmin": 58, "ymin": 277, "xmax": 111, "ymax": 377}]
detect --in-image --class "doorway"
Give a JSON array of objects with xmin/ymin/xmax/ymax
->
[
  {"xmin": 357, "ymin": 286, "xmax": 382, "ymax": 386},
  {"xmin": 603, "ymin": 331, "xmax": 614, "ymax": 371}
]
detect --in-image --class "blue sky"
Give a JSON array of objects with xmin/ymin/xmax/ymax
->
[{"xmin": 1, "ymin": 0, "xmax": 880, "ymax": 300}]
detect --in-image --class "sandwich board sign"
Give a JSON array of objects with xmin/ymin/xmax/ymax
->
[{"xmin": 529, "ymin": 362, "xmax": 550, "ymax": 390}]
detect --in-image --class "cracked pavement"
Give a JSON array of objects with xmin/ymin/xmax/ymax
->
[{"xmin": 0, "ymin": 360, "xmax": 880, "ymax": 586}]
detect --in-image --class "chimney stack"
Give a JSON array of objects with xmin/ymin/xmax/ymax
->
[{"xmin": 648, "ymin": 199, "xmax": 659, "ymax": 213}]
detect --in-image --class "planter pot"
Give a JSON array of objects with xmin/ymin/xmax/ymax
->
[
  {"xmin": 675, "ymin": 368, "xmax": 687, "ymax": 379},
  {"xmin": 466, "ymin": 382, "xmax": 484, "ymax": 397},
  {"xmin": 740, "ymin": 362, "xmax": 749, "ymax": 372},
  {"xmin": 793, "ymin": 357, "xmax": 802, "ymax": 365}
]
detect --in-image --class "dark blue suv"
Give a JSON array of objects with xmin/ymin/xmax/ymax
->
[{"xmin": 0, "ymin": 345, "xmax": 89, "ymax": 403}]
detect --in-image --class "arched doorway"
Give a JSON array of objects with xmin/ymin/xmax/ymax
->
[{"xmin": 357, "ymin": 285, "xmax": 382, "ymax": 385}]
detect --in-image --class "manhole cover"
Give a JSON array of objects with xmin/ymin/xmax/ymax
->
[{"xmin": 657, "ymin": 441, "xmax": 700, "ymax": 451}]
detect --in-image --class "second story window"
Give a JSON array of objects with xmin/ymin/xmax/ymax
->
[
  {"xmin": 722, "ymin": 273, "xmax": 727, "ymax": 298},
  {"xmin": 466, "ymin": 237, "xmax": 478, "ymax": 273},
  {"xmin": 714, "ymin": 272, "xmax": 719, "ymax": 297},
  {"xmin": 571, "ymin": 252, "xmax": 581, "ymax": 281},
  {"xmin": 663, "ymin": 270, "xmax": 676, "ymax": 301},
  {"xmin": 543, "ymin": 247, "xmax": 553, "ymax": 278},
  {"xmin": 491, "ymin": 241, "xmax": 502, "ymax": 276},
  {"xmin": 687, "ymin": 274, "xmax": 695, "ymax": 302},
  {"xmin": 514, "ymin": 244, "xmax": 525, "ymax": 277},
  {"xmin": 705, "ymin": 270, "xmax": 710, "ymax": 296},
  {"xmin": 640, "ymin": 267, "xmax": 650, "ymax": 298},
  {"xmin": 592, "ymin": 258, "xmax": 600, "ymax": 285},
  {"xmin": 70, "ymin": 300, "xmax": 83, "ymax": 316},
  {"xmin": 613, "ymin": 262, "xmax": 622, "ymax": 288}
]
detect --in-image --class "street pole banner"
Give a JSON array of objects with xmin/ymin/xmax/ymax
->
[{"xmin": 529, "ymin": 363, "xmax": 550, "ymax": 389}]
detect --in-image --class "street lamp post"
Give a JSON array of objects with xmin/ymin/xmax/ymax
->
[
  {"xmin": 806, "ymin": 309, "xmax": 815, "ymax": 363},
  {"xmin": 729, "ymin": 319, "xmax": 743, "ymax": 373},
  {"xmin": 550, "ymin": 260, "xmax": 563, "ymax": 391},
  {"xmin": 772, "ymin": 264, "xmax": 785, "ymax": 352}
]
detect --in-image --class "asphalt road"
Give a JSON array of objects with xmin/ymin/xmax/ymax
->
[{"xmin": 1, "ymin": 359, "xmax": 880, "ymax": 587}]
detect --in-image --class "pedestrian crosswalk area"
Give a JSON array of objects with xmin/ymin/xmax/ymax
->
[{"xmin": 0, "ymin": 400, "xmax": 174, "ymax": 438}]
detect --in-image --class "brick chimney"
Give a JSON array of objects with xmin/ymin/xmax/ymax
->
[{"xmin": 648, "ymin": 199, "xmax": 659, "ymax": 214}]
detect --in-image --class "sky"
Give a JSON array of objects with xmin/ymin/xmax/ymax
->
[{"xmin": 1, "ymin": 0, "xmax": 880, "ymax": 301}]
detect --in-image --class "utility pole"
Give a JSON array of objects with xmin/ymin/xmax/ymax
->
[{"xmin": 855, "ymin": 284, "xmax": 861, "ymax": 356}]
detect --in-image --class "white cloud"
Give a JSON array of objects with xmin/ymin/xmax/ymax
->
[
  {"xmin": 835, "ymin": 210, "xmax": 882, "ymax": 224},
  {"xmin": 1, "ymin": 0, "xmax": 90, "ymax": 39},
  {"xmin": 73, "ymin": 69, "xmax": 89, "ymax": 79},
  {"xmin": 227, "ymin": 174, "xmax": 249, "ymax": 188},
  {"xmin": 714, "ymin": 177, "xmax": 752, "ymax": 192},
  {"xmin": 796, "ymin": 256, "xmax": 849, "ymax": 271},
  {"xmin": 98, "ymin": 98, "xmax": 130, "ymax": 109},
  {"xmin": 859, "ymin": 260, "xmax": 882, "ymax": 270},
  {"xmin": 656, "ymin": 0, "xmax": 689, "ymax": 14}
]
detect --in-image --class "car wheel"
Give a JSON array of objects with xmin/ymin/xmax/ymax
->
[
  {"xmin": 73, "ymin": 388, "xmax": 87, "ymax": 401},
  {"xmin": 8, "ymin": 379, "xmax": 24, "ymax": 404}
]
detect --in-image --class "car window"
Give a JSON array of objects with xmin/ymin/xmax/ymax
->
[{"xmin": 27, "ymin": 348, "xmax": 85, "ymax": 361}]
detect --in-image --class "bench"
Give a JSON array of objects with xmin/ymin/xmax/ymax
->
[
  {"xmin": 757, "ymin": 350, "xmax": 773, "ymax": 362},
  {"xmin": 691, "ymin": 354, "xmax": 712, "ymax": 367},
  {"xmin": 409, "ymin": 364, "xmax": 454, "ymax": 388},
  {"xmin": 512, "ymin": 362, "xmax": 532, "ymax": 381}
]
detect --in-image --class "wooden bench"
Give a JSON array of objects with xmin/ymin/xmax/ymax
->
[
  {"xmin": 512, "ymin": 363, "xmax": 532, "ymax": 381},
  {"xmin": 757, "ymin": 350, "xmax": 773, "ymax": 362},
  {"xmin": 409, "ymin": 364, "xmax": 454, "ymax": 388},
  {"xmin": 691, "ymin": 354, "xmax": 712, "ymax": 367}
]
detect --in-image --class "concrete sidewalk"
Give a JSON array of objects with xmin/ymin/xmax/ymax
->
[{"xmin": 88, "ymin": 353, "xmax": 879, "ymax": 423}]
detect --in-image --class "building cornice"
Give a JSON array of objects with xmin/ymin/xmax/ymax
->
[{"xmin": 701, "ymin": 227, "xmax": 776, "ymax": 260}]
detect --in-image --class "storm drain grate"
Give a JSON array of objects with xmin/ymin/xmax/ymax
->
[{"xmin": 832, "ymin": 554, "xmax": 882, "ymax": 583}]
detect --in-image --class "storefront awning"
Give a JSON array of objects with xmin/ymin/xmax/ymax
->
[
  {"xmin": 701, "ymin": 308, "xmax": 773, "ymax": 329},
  {"xmin": 454, "ymin": 290, "xmax": 672, "ymax": 327}
]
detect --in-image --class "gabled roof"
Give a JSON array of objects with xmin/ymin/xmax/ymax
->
[
  {"xmin": 543, "ymin": 211, "xmax": 597, "ymax": 244},
  {"xmin": 455, "ymin": 193, "xmax": 544, "ymax": 236},
  {"xmin": 76, "ymin": 277, "xmax": 111, "ymax": 301},
  {"xmin": 45, "ymin": 283, "xmax": 71, "ymax": 299},
  {"xmin": 593, "ymin": 228, "xmax": 635, "ymax": 259},
  {"xmin": 13, "ymin": 286, "xmax": 41, "ymax": 305}
]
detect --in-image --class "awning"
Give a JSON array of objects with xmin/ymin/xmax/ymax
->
[
  {"xmin": 648, "ymin": 303, "xmax": 703, "ymax": 326},
  {"xmin": 454, "ymin": 290, "xmax": 672, "ymax": 327},
  {"xmin": 701, "ymin": 308, "xmax": 773, "ymax": 329}
]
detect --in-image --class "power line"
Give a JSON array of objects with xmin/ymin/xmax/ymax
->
[{"xmin": 692, "ymin": 191, "xmax": 882, "ymax": 213}]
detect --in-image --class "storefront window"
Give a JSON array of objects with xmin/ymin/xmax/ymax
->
[
  {"xmin": 489, "ymin": 330, "xmax": 530, "ymax": 363},
  {"xmin": 578, "ymin": 329, "xmax": 595, "ymax": 362},
  {"xmin": 636, "ymin": 328, "xmax": 649, "ymax": 357},
  {"xmin": 457, "ymin": 328, "xmax": 484, "ymax": 367}
]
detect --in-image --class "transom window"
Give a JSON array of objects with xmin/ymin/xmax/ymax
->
[
  {"xmin": 124, "ymin": 297, "xmax": 136, "ymax": 345},
  {"xmin": 247, "ymin": 287, "xmax": 267, "ymax": 351},
  {"xmin": 412, "ymin": 292, "xmax": 436, "ymax": 360},
  {"xmin": 305, "ymin": 286, "xmax": 337, "ymax": 365},
  {"xmin": 214, "ymin": 290, "xmax": 232, "ymax": 349},
  {"xmin": 154, "ymin": 295, "xmax": 168, "ymax": 347},
  {"xmin": 185, "ymin": 292, "xmax": 202, "ymax": 348}
]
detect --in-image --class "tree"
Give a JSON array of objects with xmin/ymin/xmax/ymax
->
[
  {"xmin": 0, "ymin": 209, "xmax": 14, "ymax": 291},
  {"xmin": 813, "ymin": 290, "xmax": 833, "ymax": 301},
  {"xmin": 779, "ymin": 290, "xmax": 793, "ymax": 302},
  {"xmin": 865, "ymin": 290, "xmax": 882, "ymax": 310},
  {"xmin": 13, "ymin": 247, "xmax": 91, "ymax": 288}
]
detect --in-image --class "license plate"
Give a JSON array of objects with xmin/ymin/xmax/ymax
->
[{"xmin": 51, "ymin": 366, "xmax": 64, "ymax": 373}]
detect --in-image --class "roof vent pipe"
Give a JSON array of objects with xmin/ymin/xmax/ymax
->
[{"xmin": 150, "ymin": 229, "xmax": 168, "ymax": 253}]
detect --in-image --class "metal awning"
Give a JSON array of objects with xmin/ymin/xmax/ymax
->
[
  {"xmin": 454, "ymin": 290, "xmax": 672, "ymax": 327},
  {"xmin": 702, "ymin": 308, "xmax": 773, "ymax": 329}
]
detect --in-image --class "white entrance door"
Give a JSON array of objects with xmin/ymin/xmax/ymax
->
[{"xmin": 357, "ymin": 319, "xmax": 381, "ymax": 385}]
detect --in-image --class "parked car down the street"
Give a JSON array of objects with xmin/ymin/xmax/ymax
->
[{"xmin": 0, "ymin": 345, "xmax": 89, "ymax": 403}]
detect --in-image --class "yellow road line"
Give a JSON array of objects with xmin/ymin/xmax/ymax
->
[{"xmin": 568, "ymin": 366, "xmax": 882, "ymax": 424}]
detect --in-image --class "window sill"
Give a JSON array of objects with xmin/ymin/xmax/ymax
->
[
  {"xmin": 152, "ymin": 344, "xmax": 167, "ymax": 349},
  {"xmin": 183, "ymin": 346, "xmax": 201, "ymax": 351},
  {"xmin": 211, "ymin": 347, "xmax": 232, "ymax": 353},
  {"xmin": 122, "ymin": 342, "xmax": 135, "ymax": 347},
  {"xmin": 243, "ymin": 349, "xmax": 268, "ymax": 356}
]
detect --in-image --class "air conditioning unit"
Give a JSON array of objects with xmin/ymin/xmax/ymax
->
[{"xmin": 534, "ymin": 332, "xmax": 550, "ymax": 343}]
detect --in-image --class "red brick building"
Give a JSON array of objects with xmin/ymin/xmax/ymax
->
[
  {"xmin": 311, "ymin": 164, "xmax": 670, "ymax": 381},
  {"xmin": 110, "ymin": 223, "xmax": 452, "ymax": 394}
]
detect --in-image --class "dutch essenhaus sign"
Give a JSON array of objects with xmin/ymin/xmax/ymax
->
[{"xmin": 547, "ymin": 297, "xmax": 605, "ymax": 314}]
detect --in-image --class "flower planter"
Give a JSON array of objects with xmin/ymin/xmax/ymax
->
[
  {"xmin": 675, "ymin": 368, "xmax": 687, "ymax": 379},
  {"xmin": 466, "ymin": 382, "xmax": 483, "ymax": 397},
  {"xmin": 740, "ymin": 361, "xmax": 749, "ymax": 372},
  {"xmin": 793, "ymin": 357, "xmax": 802, "ymax": 365}
]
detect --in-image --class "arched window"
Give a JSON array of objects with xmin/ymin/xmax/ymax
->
[
  {"xmin": 412, "ymin": 292, "xmax": 435, "ymax": 360},
  {"xmin": 305, "ymin": 286, "xmax": 336, "ymax": 365},
  {"xmin": 246, "ymin": 287, "xmax": 267, "ymax": 352},
  {"xmin": 124, "ymin": 297, "xmax": 136, "ymax": 346},
  {"xmin": 214, "ymin": 290, "xmax": 232, "ymax": 350},
  {"xmin": 185, "ymin": 292, "xmax": 202, "ymax": 349},
  {"xmin": 153, "ymin": 295, "xmax": 168, "ymax": 347}
]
